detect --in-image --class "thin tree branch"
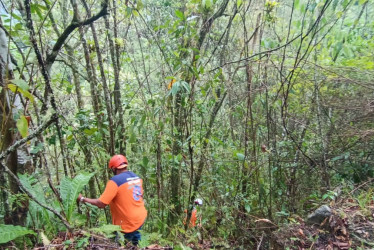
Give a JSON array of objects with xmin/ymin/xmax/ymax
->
[
  {"xmin": 0, "ymin": 158, "xmax": 71, "ymax": 229},
  {"xmin": 24, "ymin": 0, "xmax": 70, "ymax": 176},
  {"xmin": 0, "ymin": 113, "xmax": 57, "ymax": 160},
  {"xmin": 45, "ymin": 0, "xmax": 109, "ymax": 67}
]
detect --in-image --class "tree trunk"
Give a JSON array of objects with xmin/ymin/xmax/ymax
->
[
  {"xmin": 0, "ymin": 28, "xmax": 27, "ymax": 225},
  {"xmin": 81, "ymin": 0, "xmax": 115, "ymax": 155},
  {"xmin": 169, "ymin": 0, "xmax": 230, "ymax": 227},
  {"xmin": 104, "ymin": 12, "xmax": 126, "ymax": 153}
]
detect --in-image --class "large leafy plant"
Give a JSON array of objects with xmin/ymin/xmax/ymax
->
[
  {"xmin": 0, "ymin": 224, "xmax": 35, "ymax": 244},
  {"xmin": 59, "ymin": 172, "xmax": 95, "ymax": 222}
]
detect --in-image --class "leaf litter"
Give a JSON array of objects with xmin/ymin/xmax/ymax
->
[{"xmin": 273, "ymin": 195, "xmax": 374, "ymax": 249}]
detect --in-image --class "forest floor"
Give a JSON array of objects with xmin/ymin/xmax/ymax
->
[
  {"xmin": 273, "ymin": 195, "xmax": 374, "ymax": 249},
  {"xmin": 30, "ymin": 189, "xmax": 374, "ymax": 249}
]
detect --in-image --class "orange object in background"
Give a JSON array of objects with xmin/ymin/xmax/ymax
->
[
  {"xmin": 183, "ymin": 208, "xmax": 197, "ymax": 227},
  {"xmin": 168, "ymin": 79, "xmax": 176, "ymax": 89},
  {"xmin": 25, "ymin": 116, "xmax": 31, "ymax": 127}
]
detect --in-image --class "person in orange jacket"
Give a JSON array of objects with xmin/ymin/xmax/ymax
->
[
  {"xmin": 184, "ymin": 198, "xmax": 203, "ymax": 227},
  {"xmin": 77, "ymin": 155, "xmax": 147, "ymax": 246}
]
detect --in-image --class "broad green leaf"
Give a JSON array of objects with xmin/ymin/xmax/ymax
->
[
  {"xmin": 59, "ymin": 177, "xmax": 72, "ymax": 205},
  {"xmin": 30, "ymin": 4, "xmax": 43, "ymax": 19},
  {"xmin": 245, "ymin": 204, "xmax": 251, "ymax": 212},
  {"xmin": 8, "ymin": 84, "xmax": 34, "ymax": 103},
  {"xmin": 237, "ymin": 0, "xmax": 243, "ymax": 8},
  {"xmin": 236, "ymin": 153, "xmax": 245, "ymax": 161},
  {"xmin": 341, "ymin": 0, "xmax": 349, "ymax": 8},
  {"xmin": 10, "ymin": 79, "xmax": 29, "ymax": 91},
  {"xmin": 0, "ymin": 224, "xmax": 36, "ymax": 244},
  {"xmin": 35, "ymin": 3, "xmax": 48, "ymax": 10},
  {"xmin": 181, "ymin": 81, "xmax": 191, "ymax": 93},
  {"xmin": 18, "ymin": 174, "xmax": 46, "ymax": 204},
  {"xmin": 171, "ymin": 81, "xmax": 181, "ymax": 96},
  {"xmin": 14, "ymin": 23, "xmax": 23, "ymax": 31},
  {"xmin": 83, "ymin": 128, "xmax": 97, "ymax": 135},
  {"xmin": 11, "ymin": 12, "xmax": 22, "ymax": 21},
  {"xmin": 175, "ymin": 10, "xmax": 184, "ymax": 20},
  {"xmin": 203, "ymin": 0, "xmax": 212, "ymax": 9},
  {"xmin": 16, "ymin": 115, "xmax": 28, "ymax": 138},
  {"xmin": 132, "ymin": 9, "xmax": 139, "ymax": 16},
  {"xmin": 125, "ymin": 7, "xmax": 132, "ymax": 17},
  {"xmin": 60, "ymin": 173, "xmax": 94, "ymax": 221},
  {"xmin": 136, "ymin": 0, "xmax": 143, "ymax": 9}
]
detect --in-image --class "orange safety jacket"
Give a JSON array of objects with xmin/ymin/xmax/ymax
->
[
  {"xmin": 99, "ymin": 171, "xmax": 147, "ymax": 233},
  {"xmin": 184, "ymin": 208, "xmax": 198, "ymax": 227}
]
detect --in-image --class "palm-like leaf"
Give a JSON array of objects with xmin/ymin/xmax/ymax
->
[
  {"xmin": 59, "ymin": 173, "xmax": 94, "ymax": 221},
  {"xmin": 0, "ymin": 224, "xmax": 35, "ymax": 244}
]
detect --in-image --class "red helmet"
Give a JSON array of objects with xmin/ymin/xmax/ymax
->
[{"xmin": 108, "ymin": 155, "xmax": 128, "ymax": 169}]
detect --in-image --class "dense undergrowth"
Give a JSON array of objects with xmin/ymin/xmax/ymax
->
[
  {"xmin": 1, "ymin": 179, "xmax": 373, "ymax": 249},
  {"xmin": 0, "ymin": 0, "xmax": 374, "ymax": 249}
]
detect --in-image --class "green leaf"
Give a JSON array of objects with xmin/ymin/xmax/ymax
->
[
  {"xmin": 136, "ymin": 0, "xmax": 143, "ymax": 9},
  {"xmin": 132, "ymin": 9, "xmax": 139, "ymax": 16},
  {"xmin": 142, "ymin": 156, "xmax": 149, "ymax": 167},
  {"xmin": 125, "ymin": 7, "xmax": 132, "ymax": 17},
  {"xmin": 14, "ymin": 23, "xmax": 23, "ymax": 31},
  {"xmin": 18, "ymin": 174, "xmax": 46, "ymax": 204},
  {"xmin": 90, "ymin": 224, "xmax": 122, "ymax": 236},
  {"xmin": 175, "ymin": 10, "xmax": 185, "ymax": 20},
  {"xmin": 331, "ymin": 155, "xmax": 344, "ymax": 162},
  {"xmin": 64, "ymin": 240, "xmax": 72, "ymax": 245},
  {"xmin": 0, "ymin": 224, "xmax": 36, "ymax": 244},
  {"xmin": 11, "ymin": 12, "xmax": 22, "ymax": 21},
  {"xmin": 203, "ymin": 0, "xmax": 212, "ymax": 9},
  {"xmin": 341, "ymin": 0, "xmax": 349, "ymax": 8},
  {"xmin": 129, "ymin": 131, "xmax": 137, "ymax": 143},
  {"xmin": 30, "ymin": 4, "xmax": 43, "ymax": 19},
  {"xmin": 171, "ymin": 81, "xmax": 181, "ymax": 96},
  {"xmin": 8, "ymin": 84, "xmax": 35, "ymax": 103},
  {"xmin": 10, "ymin": 79, "xmax": 29, "ymax": 91},
  {"xmin": 245, "ymin": 204, "xmax": 251, "ymax": 212},
  {"xmin": 16, "ymin": 115, "xmax": 28, "ymax": 138},
  {"xmin": 30, "ymin": 142, "xmax": 44, "ymax": 154},
  {"xmin": 180, "ymin": 81, "xmax": 191, "ymax": 93},
  {"xmin": 237, "ymin": 0, "xmax": 243, "ymax": 8},
  {"xmin": 236, "ymin": 153, "xmax": 245, "ymax": 161},
  {"xmin": 83, "ymin": 128, "xmax": 97, "ymax": 135},
  {"xmin": 60, "ymin": 173, "xmax": 94, "ymax": 221}
]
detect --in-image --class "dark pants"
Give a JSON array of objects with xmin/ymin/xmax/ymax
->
[
  {"xmin": 116, "ymin": 226, "xmax": 142, "ymax": 246},
  {"xmin": 124, "ymin": 230, "xmax": 141, "ymax": 245}
]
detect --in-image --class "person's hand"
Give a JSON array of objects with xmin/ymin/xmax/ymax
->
[{"xmin": 77, "ymin": 193, "xmax": 83, "ymax": 203}]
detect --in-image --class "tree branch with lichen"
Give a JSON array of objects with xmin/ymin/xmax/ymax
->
[{"xmin": 45, "ymin": 0, "xmax": 109, "ymax": 67}]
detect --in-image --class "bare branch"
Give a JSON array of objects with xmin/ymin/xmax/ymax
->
[
  {"xmin": 0, "ymin": 113, "xmax": 57, "ymax": 160},
  {"xmin": 45, "ymin": 0, "xmax": 109, "ymax": 67},
  {"xmin": 0, "ymin": 158, "xmax": 71, "ymax": 229}
]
